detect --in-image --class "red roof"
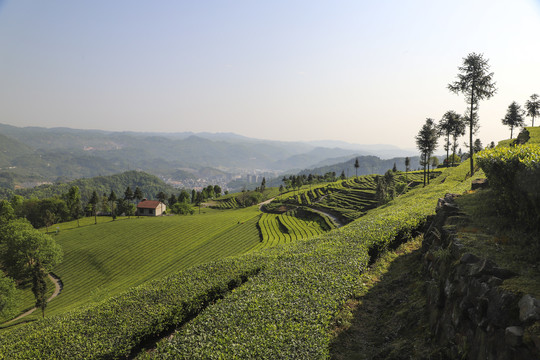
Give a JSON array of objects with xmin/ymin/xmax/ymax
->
[{"xmin": 137, "ymin": 200, "xmax": 163, "ymax": 209}]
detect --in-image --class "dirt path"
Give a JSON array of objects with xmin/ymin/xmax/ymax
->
[
  {"xmin": 309, "ymin": 207, "xmax": 345, "ymax": 228},
  {"xmin": 258, "ymin": 197, "xmax": 275, "ymax": 210},
  {"xmin": 3, "ymin": 273, "xmax": 62, "ymax": 325}
]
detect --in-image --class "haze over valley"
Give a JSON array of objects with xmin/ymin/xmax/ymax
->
[{"xmin": 0, "ymin": 123, "xmax": 419, "ymax": 194}]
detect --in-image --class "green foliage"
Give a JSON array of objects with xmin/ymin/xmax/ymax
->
[
  {"xmin": 213, "ymin": 187, "xmax": 280, "ymax": 209},
  {"xmin": 11, "ymin": 171, "xmax": 176, "ymax": 204},
  {"xmin": 0, "ymin": 162, "xmax": 476, "ymax": 358},
  {"xmin": 444, "ymin": 154, "xmax": 462, "ymax": 166},
  {"xmin": 146, "ymin": 163, "xmax": 474, "ymax": 359},
  {"xmin": 501, "ymin": 101, "xmax": 525, "ymax": 139},
  {"xmin": 0, "ymin": 220, "xmax": 63, "ymax": 281},
  {"xmin": 20, "ymin": 197, "xmax": 69, "ymax": 229},
  {"xmin": 525, "ymin": 94, "xmax": 540, "ymax": 127},
  {"xmin": 416, "ymin": 118, "xmax": 438, "ymax": 185},
  {"xmin": 270, "ymin": 176, "xmax": 379, "ymax": 224},
  {"xmin": 256, "ymin": 210, "xmax": 330, "ymax": 246},
  {"xmin": 448, "ymin": 52, "xmax": 497, "ymax": 176},
  {"xmin": 31, "ymin": 262, "xmax": 48, "ymax": 318},
  {"xmin": 170, "ymin": 201, "xmax": 194, "ymax": 215},
  {"xmin": 15, "ymin": 208, "xmax": 262, "ymax": 318},
  {"xmin": 0, "ymin": 274, "xmax": 18, "ymax": 319},
  {"xmin": 375, "ymin": 171, "xmax": 396, "ymax": 205},
  {"xmin": 65, "ymin": 186, "xmax": 82, "ymax": 226},
  {"xmin": 0, "ymin": 258, "xmax": 264, "ymax": 359},
  {"xmin": 477, "ymin": 144, "xmax": 540, "ymax": 231},
  {"xmin": 0, "ymin": 200, "xmax": 15, "ymax": 222},
  {"xmin": 116, "ymin": 199, "xmax": 136, "ymax": 217},
  {"xmin": 439, "ymin": 110, "xmax": 465, "ymax": 165},
  {"xmin": 297, "ymin": 156, "xmax": 422, "ymax": 178}
]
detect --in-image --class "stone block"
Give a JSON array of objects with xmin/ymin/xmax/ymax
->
[
  {"xmin": 505, "ymin": 326, "xmax": 524, "ymax": 347},
  {"xmin": 471, "ymin": 178, "xmax": 489, "ymax": 190},
  {"xmin": 519, "ymin": 294, "xmax": 540, "ymax": 323}
]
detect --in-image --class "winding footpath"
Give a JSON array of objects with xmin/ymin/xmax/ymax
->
[
  {"xmin": 258, "ymin": 197, "xmax": 345, "ymax": 228},
  {"xmin": 307, "ymin": 207, "xmax": 345, "ymax": 228},
  {"xmin": 3, "ymin": 273, "xmax": 62, "ymax": 325}
]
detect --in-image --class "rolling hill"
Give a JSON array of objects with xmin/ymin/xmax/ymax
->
[{"xmin": 0, "ymin": 123, "xmax": 413, "ymax": 192}]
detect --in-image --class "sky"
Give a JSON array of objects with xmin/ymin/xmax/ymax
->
[{"xmin": 1, "ymin": 0, "xmax": 539, "ymax": 150}]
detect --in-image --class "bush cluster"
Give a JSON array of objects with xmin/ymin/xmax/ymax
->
[{"xmin": 477, "ymin": 144, "xmax": 540, "ymax": 231}]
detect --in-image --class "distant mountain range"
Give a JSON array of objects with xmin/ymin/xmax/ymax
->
[{"xmin": 0, "ymin": 123, "xmax": 418, "ymax": 192}]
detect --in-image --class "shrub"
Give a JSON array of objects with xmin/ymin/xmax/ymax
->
[
  {"xmin": 477, "ymin": 144, "xmax": 540, "ymax": 231},
  {"xmin": 170, "ymin": 202, "xmax": 194, "ymax": 215}
]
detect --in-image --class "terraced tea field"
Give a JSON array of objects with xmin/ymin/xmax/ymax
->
[
  {"xmin": 8, "ymin": 207, "xmax": 263, "ymax": 322},
  {"xmin": 267, "ymin": 172, "xmax": 442, "ymax": 224},
  {"xmin": 255, "ymin": 209, "xmax": 333, "ymax": 248}
]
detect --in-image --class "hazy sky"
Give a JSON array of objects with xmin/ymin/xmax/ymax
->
[{"xmin": 1, "ymin": 1, "xmax": 539, "ymax": 149}]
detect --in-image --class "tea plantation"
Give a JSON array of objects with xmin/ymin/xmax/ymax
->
[{"xmin": 0, "ymin": 159, "xmax": 480, "ymax": 359}]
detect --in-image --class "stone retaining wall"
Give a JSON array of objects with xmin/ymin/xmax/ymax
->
[{"xmin": 421, "ymin": 193, "xmax": 539, "ymax": 359}]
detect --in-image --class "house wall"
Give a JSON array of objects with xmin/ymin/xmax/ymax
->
[
  {"xmin": 155, "ymin": 204, "xmax": 166, "ymax": 216},
  {"xmin": 137, "ymin": 203, "xmax": 166, "ymax": 216}
]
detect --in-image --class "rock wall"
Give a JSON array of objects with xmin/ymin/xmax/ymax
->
[{"xmin": 421, "ymin": 193, "xmax": 540, "ymax": 360}]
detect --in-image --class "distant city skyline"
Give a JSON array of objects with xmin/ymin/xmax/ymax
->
[{"xmin": 1, "ymin": 0, "xmax": 539, "ymax": 149}]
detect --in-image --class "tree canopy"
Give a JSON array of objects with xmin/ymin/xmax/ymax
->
[
  {"xmin": 525, "ymin": 94, "xmax": 540, "ymax": 127},
  {"xmin": 415, "ymin": 118, "xmax": 438, "ymax": 186},
  {"xmin": 439, "ymin": 110, "xmax": 464, "ymax": 166},
  {"xmin": 448, "ymin": 53, "xmax": 496, "ymax": 176},
  {"xmin": 0, "ymin": 219, "xmax": 62, "ymax": 281},
  {"xmin": 502, "ymin": 101, "xmax": 525, "ymax": 139}
]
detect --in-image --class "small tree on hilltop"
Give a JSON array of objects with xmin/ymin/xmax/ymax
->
[
  {"xmin": 43, "ymin": 209, "xmax": 56, "ymax": 234},
  {"xmin": 108, "ymin": 190, "xmax": 117, "ymax": 220},
  {"xmin": 66, "ymin": 186, "xmax": 82, "ymax": 227},
  {"xmin": 502, "ymin": 101, "xmax": 525, "ymax": 139},
  {"xmin": 89, "ymin": 190, "xmax": 99, "ymax": 224},
  {"xmin": 404, "ymin": 157, "xmax": 410, "ymax": 179},
  {"xmin": 124, "ymin": 186, "xmax": 134, "ymax": 203},
  {"xmin": 354, "ymin": 158, "xmax": 360, "ymax": 178},
  {"xmin": 134, "ymin": 187, "xmax": 143, "ymax": 205},
  {"xmin": 430, "ymin": 156, "xmax": 439, "ymax": 168},
  {"xmin": 448, "ymin": 52, "xmax": 496, "ymax": 176},
  {"xmin": 375, "ymin": 170, "xmax": 396, "ymax": 205},
  {"xmin": 449, "ymin": 114, "xmax": 466, "ymax": 167},
  {"xmin": 133, "ymin": 187, "xmax": 143, "ymax": 218},
  {"xmin": 31, "ymin": 260, "xmax": 48, "ymax": 318},
  {"xmin": 525, "ymin": 94, "xmax": 540, "ymax": 127},
  {"xmin": 416, "ymin": 118, "xmax": 438, "ymax": 186},
  {"xmin": 439, "ymin": 110, "xmax": 463, "ymax": 166},
  {"xmin": 473, "ymin": 139, "xmax": 483, "ymax": 153}
]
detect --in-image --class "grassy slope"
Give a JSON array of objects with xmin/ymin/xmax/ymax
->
[
  {"xmin": 51, "ymin": 208, "xmax": 262, "ymax": 313},
  {"xmin": 3, "ymin": 207, "xmax": 262, "ymax": 325},
  {"xmin": 498, "ymin": 126, "xmax": 540, "ymax": 147}
]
